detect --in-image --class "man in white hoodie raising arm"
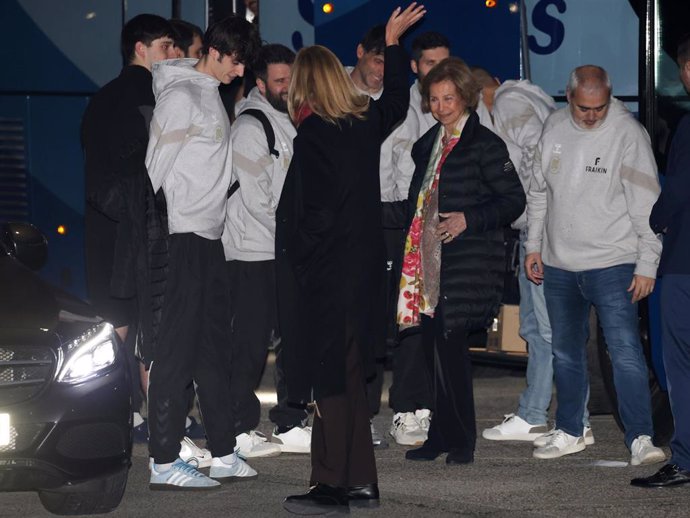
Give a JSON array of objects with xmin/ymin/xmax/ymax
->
[
  {"xmin": 145, "ymin": 15, "xmax": 261, "ymax": 490},
  {"xmin": 525, "ymin": 66, "xmax": 665, "ymax": 466}
]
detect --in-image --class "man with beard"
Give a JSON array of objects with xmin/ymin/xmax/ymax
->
[{"xmin": 221, "ymin": 44, "xmax": 305, "ymax": 459}]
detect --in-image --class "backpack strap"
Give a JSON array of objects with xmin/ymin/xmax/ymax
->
[{"xmin": 227, "ymin": 109, "xmax": 279, "ymax": 199}]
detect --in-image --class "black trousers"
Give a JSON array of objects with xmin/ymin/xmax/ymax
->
[
  {"xmin": 389, "ymin": 329, "xmax": 433, "ymax": 413},
  {"xmin": 226, "ymin": 260, "xmax": 277, "ymax": 434},
  {"xmin": 269, "ymin": 336, "xmax": 310, "ymax": 428},
  {"xmin": 421, "ymin": 312, "xmax": 476, "ymax": 456},
  {"xmin": 148, "ymin": 233, "xmax": 235, "ymax": 463},
  {"xmin": 311, "ymin": 334, "xmax": 378, "ymax": 487},
  {"xmin": 366, "ymin": 226, "xmax": 406, "ymax": 416}
]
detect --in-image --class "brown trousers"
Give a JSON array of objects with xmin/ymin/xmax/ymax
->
[{"xmin": 310, "ymin": 335, "xmax": 378, "ymax": 487}]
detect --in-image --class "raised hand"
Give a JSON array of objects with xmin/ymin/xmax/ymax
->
[{"xmin": 385, "ymin": 3, "xmax": 427, "ymax": 46}]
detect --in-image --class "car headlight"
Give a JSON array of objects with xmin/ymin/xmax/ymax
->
[{"xmin": 57, "ymin": 322, "xmax": 117, "ymax": 384}]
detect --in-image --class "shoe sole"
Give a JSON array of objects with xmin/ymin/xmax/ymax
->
[
  {"xmin": 392, "ymin": 436, "xmax": 425, "ymax": 446},
  {"xmin": 483, "ymin": 431, "xmax": 545, "ymax": 442},
  {"xmin": 236, "ymin": 449, "xmax": 282, "ymax": 459},
  {"xmin": 282, "ymin": 501, "xmax": 349, "ymax": 515},
  {"xmin": 211, "ymin": 474, "xmax": 258, "ymax": 483},
  {"xmin": 631, "ymin": 452, "xmax": 667, "ymax": 466},
  {"xmin": 350, "ymin": 499, "xmax": 380, "ymax": 509},
  {"xmin": 149, "ymin": 483, "xmax": 220, "ymax": 491},
  {"xmin": 272, "ymin": 441, "xmax": 311, "ymax": 454},
  {"xmin": 533, "ymin": 442, "xmax": 586, "ymax": 459},
  {"xmin": 534, "ymin": 434, "xmax": 595, "ymax": 448}
]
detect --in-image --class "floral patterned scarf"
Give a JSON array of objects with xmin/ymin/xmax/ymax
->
[{"xmin": 397, "ymin": 114, "xmax": 468, "ymax": 328}]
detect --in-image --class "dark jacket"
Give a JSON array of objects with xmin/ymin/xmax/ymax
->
[
  {"xmin": 81, "ymin": 65, "xmax": 168, "ymax": 363},
  {"xmin": 407, "ymin": 112, "xmax": 526, "ymax": 334},
  {"xmin": 650, "ymin": 113, "xmax": 690, "ymax": 275},
  {"xmin": 275, "ymin": 45, "xmax": 409, "ymax": 405}
]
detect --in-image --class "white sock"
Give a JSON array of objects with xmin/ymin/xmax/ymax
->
[
  {"xmin": 185, "ymin": 416, "xmax": 192, "ymax": 429},
  {"xmin": 153, "ymin": 461, "xmax": 174, "ymax": 472},
  {"xmin": 213, "ymin": 452, "xmax": 238, "ymax": 466}
]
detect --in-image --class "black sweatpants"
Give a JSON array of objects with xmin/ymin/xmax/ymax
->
[
  {"xmin": 421, "ymin": 311, "xmax": 476, "ymax": 456},
  {"xmin": 148, "ymin": 233, "xmax": 235, "ymax": 463},
  {"xmin": 226, "ymin": 259, "xmax": 277, "ymax": 434},
  {"xmin": 311, "ymin": 334, "xmax": 378, "ymax": 488},
  {"xmin": 389, "ymin": 329, "xmax": 433, "ymax": 413}
]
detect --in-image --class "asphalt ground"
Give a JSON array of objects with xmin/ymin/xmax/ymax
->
[{"xmin": 3, "ymin": 357, "xmax": 689, "ymax": 518}]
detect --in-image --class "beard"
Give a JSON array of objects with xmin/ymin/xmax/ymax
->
[{"xmin": 266, "ymin": 89, "xmax": 288, "ymax": 113}]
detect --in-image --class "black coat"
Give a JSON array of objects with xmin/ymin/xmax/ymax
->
[
  {"xmin": 275, "ymin": 45, "xmax": 409, "ymax": 405},
  {"xmin": 407, "ymin": 112, "xmax": 526, "ymax": 334},
  {"xmin": 650, "ymin": 113, "xmax": 690, "ymax": 275}
]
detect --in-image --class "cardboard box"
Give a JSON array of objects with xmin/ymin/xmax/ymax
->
[{"xmin": 486, "ymin": 304, "xmax": 527, "ymax": 353}]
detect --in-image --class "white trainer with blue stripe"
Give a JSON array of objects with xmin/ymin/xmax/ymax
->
[{"xmin": 150, "ymin": 459, "xmax": 220, "ymax": 491}]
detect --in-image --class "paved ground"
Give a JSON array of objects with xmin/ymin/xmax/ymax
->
[{"xmin": 3, "ymin": 358, "xmax": 689, "ymax": 518}]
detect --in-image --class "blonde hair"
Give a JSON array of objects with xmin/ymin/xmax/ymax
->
[
  {"xmin": 421, "ymin": 57, "xmax": 481, "ymax": 113},
  {"xmin": 288, "ymin": 45, "xmax": 370, "ymax": 125}
]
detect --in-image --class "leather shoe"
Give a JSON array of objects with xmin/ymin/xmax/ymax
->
[
  {"xmin": 446, "ymin": 449, "xmax": 474, "ymax": 465},
  {"xmin": 347, "ymin": 483, "xmax": 379, "ymax": 508},
  {"xmin": 631, "ymin": 463, "xmax": 690, "ymax": 488},
  {"xmin": 405, "ymin": 444, "xmax": 446, "ymax": 461},
  {"xmin": 283, "ymin": 483, "xmax": 349, "ymax": 515}
]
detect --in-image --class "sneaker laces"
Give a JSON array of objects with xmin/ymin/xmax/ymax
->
[
  {"xmin": 632, "ymin": 435, "xmax": 653, "ymax": 456},
  {"xmin": 544, "ymin": 429, "xmax": 572, "ymax": 449},
  {"xmin": 401, "ymin": 412, "xmax": 421, "ymax": 432},
  {"xmin": 170, "ymin": 460, "xmax": 205, "ymax": 479},
  {"xmin": 501, "ymin": 413, "xmax": 517, "ymax": 424}
]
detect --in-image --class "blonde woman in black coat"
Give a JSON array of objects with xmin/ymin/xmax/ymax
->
[
  {"xmin": 276, "ymin": 4, "xmax": 426, "ymax": 515},
  {"xmin": 398, "ymin": 57, "xmax": 525, "ymax": 465}
]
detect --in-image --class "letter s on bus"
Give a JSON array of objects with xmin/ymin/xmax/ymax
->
[{"xmin": 528, "ymin": 0, "xmax": 567, "ymax": 56}]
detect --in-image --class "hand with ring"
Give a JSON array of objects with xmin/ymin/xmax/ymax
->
[{"xmin": 436, "ymin": 211, "xmax": 467, "ymax": 244}]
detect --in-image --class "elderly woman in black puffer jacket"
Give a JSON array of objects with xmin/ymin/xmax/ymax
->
[{"xmin": 398, "ymin": 57, "xmax": 525, "ymax": 465}]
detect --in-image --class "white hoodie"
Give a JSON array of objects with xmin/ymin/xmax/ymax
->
[
  {"xmin": 347, "ymin": 66, "xmax": 418, "ymax": 202},
  {"xmin": 222, "ymin": 87, "xmax": 296, "ymax": 261},
  {"xmin": 146, "ymin": 58, "xmax": 231, "ymax": 240},
  {"xmin": 492, "ymin": 80, "xmax": 556, "ymax": 230},
  {"xmin": 526, "ymin": 97, "xmax": 662, "ymax": 278}
]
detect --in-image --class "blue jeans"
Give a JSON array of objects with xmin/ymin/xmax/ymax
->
[
  {"xmin": 516, "ymin": 234, "xmax": 590, "ymax": 426},
  {"xmin": 544, "ymin": 263, "xmax": 653, "ymax": 448}
]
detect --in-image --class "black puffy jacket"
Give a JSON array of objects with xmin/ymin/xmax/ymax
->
[{"xmin": 407, "ymin": 111, "xmax": 525, "ymax": 333}]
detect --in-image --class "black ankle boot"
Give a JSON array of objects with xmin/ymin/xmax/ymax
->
[
  {"xmin": 283, "ymin": 483, "xmax": 349, "ymax": 515},
  {"xmin": 347, "ymin": 483, "xmax": 379, "ymax": 508},
  {"xmin": 405, "ymin": 443, "xmax": 446, "ymax": 461},
  {"xmin": 446, "ymin": 449, "xmax": 474, "ymax": 465}
]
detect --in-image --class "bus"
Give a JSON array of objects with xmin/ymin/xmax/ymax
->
[{"xmin": 0, "ymin": 0, "xmax": 685, "ymax": 442}]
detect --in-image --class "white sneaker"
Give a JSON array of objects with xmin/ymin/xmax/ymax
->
[
  {"xmin": 415, "ymin": 409, "xmax": 432, "ymax": 433},
  {"xmin": 235, "ymin": 431, "xmax": 282, "ymax": 459},
  {"xmin": 148, "ymin": 436, "xmax": 212, "ymax": 470},
  {"xmin": 533, "ymin": 426, "xmax": 595, "ymax": 448},
  {"xmin": 630, "ymin": 435, "xmax": 666, "ymax": 466},
  {"xmin": 209, "ymin": 453, "xmax": 258, "ymax": 481},
  {"xmin": 533, "ymin": 429, "xmax": 586, "ymax": 459},
  {"xmin": 482, "ymin": 414, "xmax": 548, "ymax": 441},
  {"xmin": 390, "ymin": 412, "xmax": 427, "ymax": 446},
  {"xmin": 271, "ymin": 426, "xmax": 311, "ymax": 454}
]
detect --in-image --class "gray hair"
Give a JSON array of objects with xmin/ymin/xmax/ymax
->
[{"xmin": 566, "ymin": 65, "xmax": 612, "ymax": 94}]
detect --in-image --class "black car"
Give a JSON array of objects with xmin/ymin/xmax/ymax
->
[{"xmin": 0, "ymin": 222, "xmax": 132, "ymax": 515}]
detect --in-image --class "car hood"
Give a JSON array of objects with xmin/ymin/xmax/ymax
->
[{"xmin": 0, "ymin": 255, "xmax": 101, "ymax": 343}]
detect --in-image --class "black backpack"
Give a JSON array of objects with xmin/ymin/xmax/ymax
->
[{"xmin": 227, "ymin": 108, "xmax": 279, "ymax": 198}]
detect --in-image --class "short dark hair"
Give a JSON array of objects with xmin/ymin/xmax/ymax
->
[
  {"xmin": 169, "ymin": 19, "xmax": 203, "ymax": 56},
  {"xmin": 359, "ymin": 25, "xmax": 386, "ymax": 55},
  {"xmin": 678, "ymin": 33, "xmax": 690, "ymax": 65},
  {"xmin": 201, "ymin": 15, "xmax": 261, "ymax": 64},
  {"xmin": 411, "ymin": 31, "xmax": 451, "ymax": 62},
  {"xmin": 254, "ymin": 44, "xmax": 296, "ymax": 82},
  {"xmin": 121, "ymin": 14, "xmax": 174, "ymax": 65}
]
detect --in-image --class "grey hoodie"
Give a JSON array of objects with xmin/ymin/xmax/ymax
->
[
  {"xmin": 492, "ymin": 80, "xmax": 556, "ymax": 230},
  {"xmin": 222, "ymin": 87, "xmax": 296, "ymax": 261},
  {"xmin": 526, "ymin": 97, "xmax": 662, "ymax": 277},
  {"xmin": 146, "ymin": 58, "xmax": 231, "ymax": 240}
]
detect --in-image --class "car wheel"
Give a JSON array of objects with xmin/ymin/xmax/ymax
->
[
  {"xmin": 38, "ymin": 466, "xmax": 128, "ymax": 515},
  {"xmin": 595, "ymin": 308, "xmax": 674, "ymax": 446}
]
